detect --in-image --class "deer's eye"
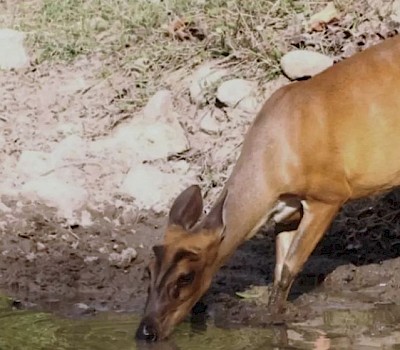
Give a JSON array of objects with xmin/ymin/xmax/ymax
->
[{"xmin": 177, "ymin": 271, "xmax": 195, "ymax": 288}]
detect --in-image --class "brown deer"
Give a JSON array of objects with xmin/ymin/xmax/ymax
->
[{"xmin": 136, "ymin": 35, "xmax": 400, "ymax": 341}]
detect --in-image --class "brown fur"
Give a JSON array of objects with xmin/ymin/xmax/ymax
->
[{"xmin": 137, "ymin": 35, "xmax": 400, "ymax": 341}]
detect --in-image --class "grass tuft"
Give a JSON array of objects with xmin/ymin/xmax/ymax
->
[{"xmin": 3, "ymin": 0, "xmax": 398, "ymax": 108}]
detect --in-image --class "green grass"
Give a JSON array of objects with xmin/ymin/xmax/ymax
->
[
  {"xmin": 12, "ymin": 0, "xmax": 307, "ymax": 72},
  {"xmin": 0, "ymin": 0, "xmax": 305, "ymax": 108},
  {"xmin": 2, "ymin": 0, "xmax": 386, "ymax": 108}
]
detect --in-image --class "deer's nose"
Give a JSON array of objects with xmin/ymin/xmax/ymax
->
[{"xmin": 136, "ymin": 318, "xmax": 159, "ymax": 342}]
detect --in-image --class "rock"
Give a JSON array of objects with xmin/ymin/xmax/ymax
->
[
  {"xmin": 0, "ymin": 202, "xmax": 11, "ymax": 213},
  {"xmin": 26, "ymin": 252, "xmax": 36, "ymax": 262},
  {"xmin": 17, "ymin": 151, "xmax": 52, "ymax": 179},
  {"xmin": 36, "ymin": 242, "xmax": 46, "ymax": 252},
  {"xmin": 90, "ymin": 90, "xmax": 189, "ymax": 163},
  {"xmin": 98, "ymin": 247, "xmax": 108, "ymax": 254},
  {"xmin": 16, "ymin": 147, "xmax": 87, "ymax": 203},
  {"xmin": 75, "ymin": 303, "xmax": 90, "ymax": 310},
  {"xmin": 51, "ymin": 135, "xmax": 87, "ymax": 165},
  {"xmin": 120, "ymin": 163, "xmax": 190, "ymax": 213},
  {"xmin": 391, "ymin": 0, "xmax": 400, "ymax": 23},
  {"xmin": 200, "ymin": 110, "xmax": 221, "ymax": 135},
  {"xmin": 143, "ymin": 90, "xmax": 173, "ymax": 122},
  {"xmin": 308, "ymin": 2, "xmax": 340, "ymax": 32},
  {"xmin": 280, "ymin": 50, "xmax": 334, "ymax": 80},
  {"xmin": 84, "ymin": 256, "xmax": 99, "ymax": 263},
  {"xmin": 190, "ymin": 63, "xmax": 229, "ymax": 105},
  {"xmin": 216, "ymin": 79, "xmax": 259, "ymax": 113},
  {"xmin": 21, "ymin": 174, "xmax": 88, "ymax": 219},
  {"xmin": 56, "ymin": 122, "xmax": 83, "ymax": 137},
  {"xmin": 119, "ymin": 207, "xmax": 138, "ymax": 226},
  {"xmin": 0, "ymin": 178, "xmax": 19, "ymax": 198},
  {"xmin": 80, "ymin": 210, "xmax": 93, "ymax": 227},
  {"xmin": 108, "ymin": 247, "xmax": 137, "ymax": 268},
  {"xmin": 116, "ymin": 119, "xmax": 188, "ymax": 160},
  {"xmin": 170, "ymin": 160, "xmax": 191, "ymax": 174},
  {"xmin": 0, "ymin": 29, "xmax": 29, "ymax": 70},
  {"xmin": 91, "ymin": 118, "xmax": 189, "ymax": 164}
]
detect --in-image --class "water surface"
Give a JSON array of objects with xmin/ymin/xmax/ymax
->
[{"xmin": 1, "ymin": 296, "xmax": 400, "ymax": 350}]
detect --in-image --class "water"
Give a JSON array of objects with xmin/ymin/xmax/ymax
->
[{"xmin": 1, "ymin": 297, "xmax": 400, "ymax": 350}]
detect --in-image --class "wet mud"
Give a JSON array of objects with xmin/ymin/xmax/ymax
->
[{"xmin": 0, "ymin": 188, "xmax": 399, "ymax": 330}]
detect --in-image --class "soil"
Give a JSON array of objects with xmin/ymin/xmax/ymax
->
[{"xmin": 1, "ymin": 188, "xmax": 399, "ymax": 329}]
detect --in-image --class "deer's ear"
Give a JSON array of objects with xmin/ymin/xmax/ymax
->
[
  {"xmin": 168, "ymin": 185, "xmax": 203, "ymax": 230},
  {"xmin": 202, "ymin": 190, "xmax": 228, "ymax": 237}
]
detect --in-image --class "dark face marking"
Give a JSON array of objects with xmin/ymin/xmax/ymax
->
[
  {"xmin": 152, "ymin": 245, "xmax": 165, "ymax": 276},
  {"xmin": 151, "ymin": 247, "xmax": 199, "ymax": 295}
]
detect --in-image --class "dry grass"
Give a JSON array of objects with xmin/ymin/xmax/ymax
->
[
  {"xmin": 0, "ymin": 2, "xmax": 338, "ymax": 100},
  {"xmin": 1, "ymin": 0, "xmax": 399, "ymax": 108},
  {"xmin": 2, "ymin": 1, "xmax": 287, "ymax": 107}
]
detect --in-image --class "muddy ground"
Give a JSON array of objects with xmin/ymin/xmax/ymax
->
[{"xmin": 1, "ymin": 188, "xmax": 400, "ymax": 330}]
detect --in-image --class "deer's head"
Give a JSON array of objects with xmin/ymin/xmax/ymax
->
[{"xmin": 136, "ymin": 185, "xmax": 227, "ymax": 341}]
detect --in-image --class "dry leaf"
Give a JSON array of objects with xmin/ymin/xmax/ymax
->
[
  {"xmin": 163, "ymin": 16, "xmax": 206, "ymax": 41},
  {"xmin": 235, "ymin": 290, "xmax": 262, "ymax": 299},
  {"xmin": 308, "ymin": 2, "xmax": 340, "ymax": 32},
  {"xmin": 166, "ymin": 17, "xmax": 192, "ymax": 41}
]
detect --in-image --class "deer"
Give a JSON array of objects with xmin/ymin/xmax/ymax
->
[{"xmin": 135, "ymin": 35, "xmax": 400, "ymax": 341}]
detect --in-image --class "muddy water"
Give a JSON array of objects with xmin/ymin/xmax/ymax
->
[{"xmin": 2, "ymin": 295, "xmax": 400, "ymax": 350}]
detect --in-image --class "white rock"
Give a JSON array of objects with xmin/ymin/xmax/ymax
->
[
  {"xmin": 84, "ymin": 256, "xmax": 99, "ymax": 263},
  {"xmin": 190, "ymin": 63, "xmax": 229, "ymax": 105},
  {"xmin": 108, "ymin": 247, "xmax": 137, "ymax": 268},
  {"xmin": 26, "ymin": 252, "xmax": 36, "ymax": 262},
  {"xmin": 123, "ymin": 119, "xmax": 188, "ymax": 159},
  {"xmin": 0, "ymin": 178, "xmax": 19, "ymax": 198},
  {"xmin": 89, "ymin": 90, "xmax": 189, "ymax": 163},
  {"xmin": 143, "ymin": 90, "xmax": 173, "ymax": 122},
  {"xmin": 80, "ymin": 210, "xmax": 93, "ymax": 227},
  {"xmin": 216, "ymin": 79, "xmax": 259, "ymax": 113},
  {"xmin": 120, "ymin": 163, "xmax": 190, "ymax": 212},
  {"xmin": 0, "ymin": 29, "xmax": 29, "ymax": 70},
  {"xmin": 280, "ymin": 50, "xmax": 334, "ymax": 80},
  {"xmin": 36, "ymin": 242, "xmax": 46, "ymax": 251},
  {"xmin": 392, "ymin": 0, "xmax": 400, "ymax": 23},
  {"xmin": 51, "ymin": 135, "xmax": 87, "ymax": 165},
  {"xmin": 171, "ymin": 160, "xmax": 191, "ymax": 173},
  {"xmin": 93, "ymin": 118, "xmax": 189, "ymax": 162},
  {"xmin": 142, "ymin": 90, "xmax": 187, "ymax": 141},
  {"xmin": 98, "ymin": 247, "xmax": 108, "ymax": 254},
  {"xmin": 200, "ymin": 111, "xmax": 221, "ymax": 135},
  {"xmin": 17, "ymin": 151, "xmax": 52, "ymax": 179},
  {"xmin": 21, "ymin": 174, "xmax": 88, "ymax": 219},
  {"xmin": 75, "ymin": 303, "xmax": 90, "ymax": 310},
  {"xmin": 56, "ymin": 122, "xmax": 83, "ymax": 137},
  {"xmin": 0, "ymin": 202, "xmax": 11, "ymax": 213}
]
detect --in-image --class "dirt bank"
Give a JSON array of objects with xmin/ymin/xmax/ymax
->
[{"xmin": 1, "ymin": 188, "xmax": 399, "ymax": 328}]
